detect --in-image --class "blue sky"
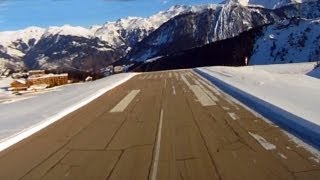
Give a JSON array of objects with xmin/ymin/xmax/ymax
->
[{"xmin": 0, "ymin": 0, "xmax": 221, "ymax": 31}]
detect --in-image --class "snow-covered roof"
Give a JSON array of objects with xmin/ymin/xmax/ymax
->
[
  {"xmin": 28, "ymin": 73, "xmax": 68, "ymax": 80},
  {"xmin": 14, "ymin": 79, "xmax": 27, "ymax": 84}
]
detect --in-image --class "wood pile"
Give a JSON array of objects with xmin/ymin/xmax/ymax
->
[
  {"xmin": 10, "ymin": 80, "xmax": 28, "ymax": 91},
  {"xmin": 28, "ymin": 70, "xmax": 45, "ymax": 77},
  {"xmin": 28, "ymin": 74, "xmax": 68, "ymax": 87}
]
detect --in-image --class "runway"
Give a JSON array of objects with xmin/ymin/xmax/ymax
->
[{"xmin": 0, "ymin": 70, "xmax": 319, "ymax": 180}]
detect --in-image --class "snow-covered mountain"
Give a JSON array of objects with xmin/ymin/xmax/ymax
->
[
  {"xmin": 250, "ymin": 18, "xmax": 320, "ymax": 64},
  {"xmin": 0, "ymin": 27, "xmax": 45, "ymax": 58},
  {"xmin": 125, "ymin": 0, "xmax": 320, "ymax": 62},
  {"xmin": 0, "ymin": 4, "xmax": 202, "ymax": 71},
  {"xmin": 230, "ymin": 0, "xmax": 316, "ymax": 9},
  {"xmin": 1, "ymin": 0, "xmax": 320, "ymax": 72},
  {"xmin": 94, "ymin": 4, "xmax": 218, "ymax": 50}
]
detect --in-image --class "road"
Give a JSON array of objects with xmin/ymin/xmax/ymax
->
[{"xmin": 0, "ymin": 70, "xmax": 319, "ymax": 180}]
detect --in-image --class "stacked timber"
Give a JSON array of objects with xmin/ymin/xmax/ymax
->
[{"xmin": 28, "ymin": 74, "xmax": 68, "ymax": 87}]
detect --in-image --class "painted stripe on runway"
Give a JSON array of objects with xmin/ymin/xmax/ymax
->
[
  {"xmin": 228, "ymin": 112, "xmax": 239, "ymax": 120},
  {"xmin": 164, "ymin": 79, "xmax": 167, "ymax": 89},
  {"xmin": 150, "ymin": 109, "xmax": 164, "ymax": 180},
  {"xmin": 181, "ymin": 74, "xmax": 216, "ymax": 106},
  {"xmin": 110, "ymin": 90, "xmax": 140, "ymax": 113},
  {"xmin": 249, "ymin": 132, "xmax": 276, "ymax": 150},
  {"xmin": 194, "ymin": 74, "xmax": 221, "ymax": 95},
  {"xmin": 181, "ymin": 75, "xmax": 191, "ymax": 87},
  {"xmin": 192, "ymin": 77, "xmax": 219, "ymax": 102},
  {"xmin": 190, "ymin": 85, "xmax": 216, "ymax": 106},
  {"xmin": 172, "ymin": 84, "xmax": 176, "ymax": 95},
  {"xmin": 174, "ymin": 72, "xmax": 179, "ymax": 80}
]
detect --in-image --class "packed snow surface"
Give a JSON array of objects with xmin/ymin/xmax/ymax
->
[
  {"xmin": 198, "ymin": 62, "xmax": 320, "ymax": 125},
  {"xmin": 0, "ymin": 73, "xmax": 136, "ymax": 151},
  {"xmin": 0, "ymin": 77, "xmax": 13, "ymax": 99}
]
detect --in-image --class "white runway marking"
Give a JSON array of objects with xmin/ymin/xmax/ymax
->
[
  {"xmin": 141, "ymin": 76, "xmax": 146, "ymax": 80},
  {"xmin": 110, "ymin": 90, "xmax": 140, "ymax": 113},
  {"xmin": 228, "ymin": 112, "xmax": 239, "ymax": 120},
  {"xmin": 222, "ymin": 106, "xmax": 230, "ymax": 110},
  {"xmin": 164, "ymin": 79, "xmax": 167, "ymax": 89},
  {"xmin": 190, "ymin": 85, "xmax": 216, "ymax": 106},
  {"xmin": 150, "ymin": 109, "xmax": 164, "ymax": 180},
  {"xmin": 195, "ymin": 75, "xmax": 221, "ymax": 95},
  {"xmin": 181, "ymin": 75, "xmax": 191, "ymax": 87},
  {"xmin": 169, "ymin": 72, "xmax": 172, "ymax": 78},
  {"xmin": 174, "ymin": 72, "xmax": 179, "ymax": 80},
  {"xmin": 172, "ymin": 85, "xmax": 176, "ymax": 95},
  {"xmin": 181, "ymin": 74, "xmax": 216, "ymax": 106},
  {"xmin": 249, "ymin": 132, "xmax": 276, "ymax": 150},
  {"xmin": 193, "ymin": 77, "xmax": 219, "ymax": 102}
]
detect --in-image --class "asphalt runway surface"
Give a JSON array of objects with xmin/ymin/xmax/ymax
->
[{"xmin": 0, "ymin": 70, "xmax": 319, "ymax": 180}]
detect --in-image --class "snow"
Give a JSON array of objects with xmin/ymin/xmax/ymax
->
[
  {"xmin": 145, "ymin": 56, "xmax": 163, "ymax": 63},
  {"xmin": 250, "ymin": 18, "xmax": 320, "ymax": 65},
  {"xmin": 0, "ymin": 77, "xmax": 13, "ymax": 99},
  {"xmin": 5, "ymin": 48, "xmax": 25, "ymax": 58},
  {"xmin": 198, "ymin": 62, "xmax": 320, "ymax": 124},
  {"xmin": 0, "ymin": 73, "xmax": 136, "ymax": 152},
  {"xmin": 0, "ymin": 26, "xmax": 45, "ymax": 57},
  {"xmin": 0, "ymin": 26, "xmax": 45, "ymax": 47},
  {"xmin": 44, "ymin": 25, "xmax": 93, "ymax": 38},
  {"xmin": 307, "ymin": 66, "xmax": 320, "ymax": 78},
  {"xmin": 196, "ymin": 62, "xmax": 320, "ymax": 148},
  {"xmin": 230, "ymin": 0, "xmax": 316, "ymax": 9},
  {"xmin": 94, "ymin": 3, "xmax": 218, "ymax": 48}
]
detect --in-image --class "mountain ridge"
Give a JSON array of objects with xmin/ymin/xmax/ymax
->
[{"xmin": 1, "ymin": 0, "xmax": 319, "ymax": 72}]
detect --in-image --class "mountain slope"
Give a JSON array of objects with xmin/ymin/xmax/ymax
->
[
  {"xmin": 131, "ymin": 17, "xmax": 320, "ymax": 71},
  {"xmin": 250, "ymin": 18, "xmax": 320, "ymax": 64},
  {"xmin": 131, "ymin": 27, "xmax": 263, "ymax": 72},
  {"xmin": 1, "ymin": 1, "xmax": 320, "ymax": 72},
  {"xmin": 237, "ymin": 0, "xmax": 316, "ymax": 9},
  {"xmin": 0, "ymin": 5, "xmax": 195, "ymax": 71},
  {"xmin": 23, "ymin": 35, "xmax": 119, "ymax": 72},
  {"xmin": 125, "ymin": 3, "xmax": 277, "ymax": 62},
  {"xmin": 125, "ymin": 1, "xmax": 320, "ymax": 62}
]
